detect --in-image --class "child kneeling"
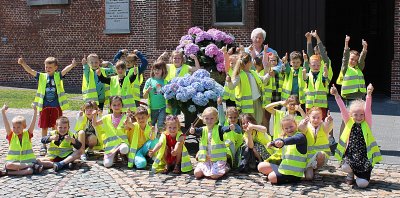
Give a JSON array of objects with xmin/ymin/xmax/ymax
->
[
  {"xmin": 150, "ymin": 115, "xmax": 192, "ymax": 173},
  {"xmin": 258, "ymin": 115, "xmax": 308, "ymax": 184}
]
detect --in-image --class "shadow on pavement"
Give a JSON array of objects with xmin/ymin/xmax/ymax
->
[{"xmin": 380, "ymin": 149, "xmax": 400, "ymax": 157}]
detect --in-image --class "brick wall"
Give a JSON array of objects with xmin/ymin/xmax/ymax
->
[
  {"xmin": 392, "ymin": 0, "xmax": 400, "ymax": 100},
  {"xmin": 0, "ymin": 0, "xmax": 257, "ymax": 92}
]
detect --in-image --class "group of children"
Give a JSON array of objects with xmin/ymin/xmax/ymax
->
[{"xmin": 1, "ymin": 28, "xmax": 381, "ymax": 188}]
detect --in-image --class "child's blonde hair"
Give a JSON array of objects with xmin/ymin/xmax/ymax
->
[
  {"xmin": 56, "ymin": 116, "xmax": 69, "ymax": 126},
  {"xmin": 170, "ymin": 50, "xmax": 185, "ymax": 64},
  {"xmin": 201, "ymin": 107, "xmax": 218, "ymax": 122},
  {"xmin": 309, "ymin": 55, "xmax": 320, "ymax": 62},
  {"xmin": 115, "ymin": 60, "xmax": 127, "ymax": 70},
  {"xmin": 349, "ymin": 99, "xmax": 365, "ymax": 113},
  {"xmin": 87, "ymin": 53, "xmax": 99, "ymax": 60},
  {"xmin": 232, "ymin": 52, "xmax": 251, "ymax": 79},
  {"xmin": 11, "ymin": 116, "xmax": 26, "ymax": 126},
  {"xmin": 44, "ymin": 57, "xmax": 59, "ymax": 66},
  {"xmin": 307, "ymin": 106, "xmax": 322, "ymax": 116},
  {"xmin": 280, "ymin": 114, "xmax": 297, "ymax": 137},
  {"xmin": 286, "ymin": 95, "xmax": 300, "ymax": 105},
  {"xmin": 165, "ymin": 115, "xmax": 180, "ymax": 129}
]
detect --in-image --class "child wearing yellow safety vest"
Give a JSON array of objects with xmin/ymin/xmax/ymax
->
[
  {"xmin": 97, "ymin": 61, "xmax": 138, "ymax": 112},
  {"xmin": 81, "ymin": 54, "xmax": 115, "ymax": 110},
  {"xmin": 75, "ymin": 101, "xmax": 104, "ymax": 161},
  {"xmin": 330, "ymin": 84, "xmax": 381, "ymax": 188},
  {"xmin": 258, "ymin": 115, "xmax": 308, "ymax": 184},
  {"xmin": 41, "ymin": 116, "xmax": 82, "ymax": 172},
  {"xmin": 190, "ymin": 107, "xmax": 229, "ymax": 180},
  {"xmin": 306, "ymin": 30, "xmax": 333, "ymax": 83},
  {"xmin": 164, "ymin": 51, "xmax": 201, "ymax": 115},
  {"xmin": 143, "ymin": 61, "xmax": 168, "ymax": 132},
  {"xmin": 298, "ymin": 107, "xmax": 333, "ymax": 180},
  {"xmin": 149, "ymin": 115, "xmax": 192, "ymax": 174},
  {"xmin": 1, "ymin": 103, "xmax": 52, "ymax": 176},
  {"xmin": 282, "ymin": 51, "xmax": 309, "ymax": 109},
  {"xmin": 337, "ymin": 35, "xmax": 368, "ymax": 101},
  {"xmin": 227, "ymin": 52, "xmax": 272, "ymax": 124},
  {"xmin": 125, "ymin": 106, "xmax": 158, "ymax": 169},
  {"xmin": 222, "ymin": 46, "xmax": 239, "ymax": 107},
  {"xmin": 239, "ymin": 114, "xmax": 274, "ymax": 173},
  {"xmin": 217, "ymin": 97, "xmax": 243, "ymax": 168},
  {"xmin": 93, "ymin": 96, "xmax": 130, "ymax": 168},
  {"xmin": 265, "ymin": 95, "xmax": 306, "ymax": 140},
  {"xmin": 18, "ymin": 56, "xmax": 77, "ymax": 157},
  {"xmin": 114, "ymin": 49, "xmax": 148, "ymax": 107}
]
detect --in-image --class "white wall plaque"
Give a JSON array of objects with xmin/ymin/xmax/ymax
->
[{"xmin": 104, "ymin": 0, "xmax": 130, "ymax": 34}]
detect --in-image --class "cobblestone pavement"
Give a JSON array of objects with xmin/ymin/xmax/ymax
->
[{"xmin": 0, "ymin": 109, "xmax": 399, "ymax": 197}]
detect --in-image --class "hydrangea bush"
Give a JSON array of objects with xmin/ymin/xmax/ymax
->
[
  {"xmin": 163, "ymin": 69, "xmax": 224, "ymax": 114},
  {"xmin": 176, "ymin": 27, "xmax": 235, "ymax": 84}
]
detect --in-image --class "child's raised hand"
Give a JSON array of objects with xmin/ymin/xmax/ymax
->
[
  {"xmin": 367, "ymin": 83, "xmax": 374, "ymax": 95},
  {"xmin": 189, "ymin": 54, "xmax": 197, "ymax": 60},
  {"xmin": 247, "ymin": 122, "xmax": 254, "ymax": 131},
  {"xmin": 299, "ymin": 117, "xmax": 309, "ymax": 127},
  {"xmin": 1, "ymin": 104, "xmax": 8, "ymax": 113},
  {"xmin": 248, "ymin": 44, "xmax": 254, "ymax": 52},
  {"xmin": 225, "ymin": 74, "xmax": 231, "ymax": 82},
  {"xmin": 217, "ymin": 96, "xmax": 222, "ymax": 105},
  {"xmin": 330, "ymin": 84, "xmax": 339, "ymax": 96},
  {"xmin": 302, "ymin": 50, "xmax": 308, "ymax": 61},
  {"xmin": 323, "ymin": 63, "xmax": 328, "ymax": 77},
  {"xmin": 51, "ymin": 134, "xmax": 60, "ymax": 141},
  {"xmin": 101, "ymin": 60, "xmax": 110, "ymax": 67},
  {"xmin": 18, "ymin": 56, "xmax": 26, "ymax": 66},
  {"xmin": 189, "ymin": 124, "xmax": 195, "ymax": 134},
  {"xmin": 227, "ymin": 47, "xmax": 234, "ymax": 55},
  {"xmin": 282, "ymin": 52, "xmax": 288, "ymax": 64},
  {"xmin": 121, "ymin": 49, "xmax": 128, "ymax": 54},
  {"xmin": 325, "ymin": 110, "xmax": 333, "ymax": 123},
  {"xmin": 71, "ymin": 58, "xmax": 77, "ymax": 67},
  {"xmin": 362, "ymin": 39, "xmax": 368, "ymax": 50},
  {"xmin": 133, "ymin": 49, "xmax": 138, "ymax": 54},
  {"xmin": 274, "ymin": 140, "xmax": 284, "ymax": 148},
  {"xmin": 239, "ymin": 45, "xmax": 245, "ymax": 54},
  {"xmin": 311, "ymin": 30, "xmax": 318, "ymax": 38},
  {"xmin": 95, "ymin": 69, "xmax": 101, "ymax": 76},
  {"xmin": 305, "ymin": 32, "xmax": 312, "ymax": 40},
  {"xmin": 64, "ymin": 135, "xmax": 73, "ymax": 143},
  {"xmin": 81, "ymin": 56, "xmax": 87, "ymax": 65},
  {"xmin": 229, "ymin": 124, "xmax": 236, "ymax": 131},
  {"xmin": 221, "ymin": 45, "xmax": 227, "ymax": 54},
  {"xmin": 263, "ymin": 44, "xmax": 269, "ymax": 53},
  {"xmin": 345, "ymin": 35, "xmax": 350, "ymax": 43},
  {"xmin": 148, "ymin": 149, "xmax": 154, "ymax": 157}
]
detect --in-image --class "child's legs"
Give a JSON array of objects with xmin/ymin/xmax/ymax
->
[
  {"xmin": 262, "ymin": 109, "xmax": 271, "ymax": 134},
  {"xmin": 194, "ymin": 166, "xmax": 204, "ymax": 179},
  {"xmin": 78, "ymin": 130, "xmax": 86, "ymax": 153},
  {"xmin": 87, "ymin": 134, "xmax": 98, "ymax": 149},
  {"xmin": 119, "ymin": 143, "xmax": 129, "ymax": 155},
  {"xmin": 61, "ymin": 151, "xmax": 81, "ymax": 164},
  {"xmin": 36, "ymin": 158, "xmax": 54, "ymax": 169},
  {"xmin": 342, "ymin": 162, "xmax": 353, "ymax": 173},
  {"xmin": 268, "ymin": 171, "xmax": 278, "ymax": 184},
  {"xmin": 258, "ymin": 162, "xmax": 273, "ymax": 175},
  {"xmin": 5, "ymin": 162, "xmax": 33, "ymax": 171},
  {"xmin": 104, "ymin": 152, "xmax": 118, "ymax": 168},
  {"xmin": 253, "ymin": 98, "xmax": 263, "ymax": 125},
  {"xmin": 134, "ymin": 140, "xmax": 157, "ymax": 168},
  {"xmin": 316, "ymin": 152, "xmax": 328, "ymax": 168},
  {"xmin": 150, "ymin": 110, "xmax": 159, "ymax": 127},
  {"xmin": 134, "ymin": 152, "xmax": 147, "ymax": 169},
  {"xmin": 356, "ymin": 178, "xmax": 369, "ymax": 188},
  {"xmin": 156, "ymin": 107, "xmax": 166, "ymax": 131}
]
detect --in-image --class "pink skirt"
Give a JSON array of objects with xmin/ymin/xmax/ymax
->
[{"xmin": 195, "ymin": 161, "xmax": 230, "ymax": 177}]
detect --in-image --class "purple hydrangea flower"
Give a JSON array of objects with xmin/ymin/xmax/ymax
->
[
  {"xmin": 205, "ymin": 44, "xmax": 219, "ymax": 58},
  {"xmin": 184, "ymin": 43, "xmax": 200, "ymax": 56},
  {"xmin": 223, "ymin": 34, "xmax": 234, "ymax": 45},
  {"xmin": 180, "ymin": 35, "xmax": 193, "ymax": 44},
  {"xmin": 195, "ymin": 31, "xmax": 213, "ymax": 43},
  {"xmin": 215, "ymin": 51, "xmax": 224, "ymax": 63},
  {"xmin": 208, "ymin": 29, "xmax": 226, "ymax": 42},
  {"xmin": 216, "ymin": 63, "xmax": 225, "ymax": 72},
  {"xmin": 188, "ymin": 27, "xmax": 203, "ymax": 35}
]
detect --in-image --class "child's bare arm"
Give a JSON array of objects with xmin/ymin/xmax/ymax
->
[
  {"xmin": 297, "ymin": 117, "xmax": 309, "ymax": 133},
  {"xmin": 358, "ymin": 39, "xmax": 368, "ymax": 70},
  {"xmin": 222, "ymin": 46, "xmax": 230, "ymax": 71},
  {"xmin": 28, "ymin": 103, "xmax": 38, "ymax": 134},
  {"xmin": 247, "ymin": 123, "xmax": 267, "ymax": 133},
  {"xmin": 188, "ymin": 54, "xmax": 200, "ymax": 73},
  {"xmin": 1, "ymin": 104, "xmax": 12, "ymax": 136},
  {"xmin": 295, "ymin": 105, "xmax": 306, "ymax": 117},
  {"xmin": 91, "ymin": 110, "xmax": 103, "ymax": 126},
  {"xmin": 18, "ymin": 57, "xmax": 37, "ymax": 77},
  {"xmin": 61, "ymin": 58, "xmax": 77, "ymax": 76},
  {"xmin": 265, "ymin": 100, "xmax": 285, "ymax": 114}
]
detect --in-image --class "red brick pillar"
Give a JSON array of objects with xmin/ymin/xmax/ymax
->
[{"xmin": 392, "ymin": 0, "xmax": 400, "ymax": 100}]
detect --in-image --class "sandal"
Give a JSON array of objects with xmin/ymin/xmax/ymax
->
[
  {"xmin": 40, "ymin": 145, "xmax": 47, "ymax": 156},
  {"xmin": 172, "ymin": 164, "xmax": 181, "ymax": 174},
  {"xmin": 33, "ymin": 163, "xmax": 43, "ymax": 174}
]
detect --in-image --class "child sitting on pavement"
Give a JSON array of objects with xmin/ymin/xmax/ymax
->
[{"xmin": 1, "ymin": 103, "xmax": 52, "ymax": 176}]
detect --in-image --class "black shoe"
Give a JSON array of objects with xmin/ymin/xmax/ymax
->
[
  {"xmin": 53, "ymin": 162, "xmax": 64, "ymax": 172},
  {"xmin": 67, "ymin": 163, "xmax": 76, "ymax": 170}
]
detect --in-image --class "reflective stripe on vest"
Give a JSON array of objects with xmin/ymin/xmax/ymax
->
[
  {"xmin": 151, "ymin": 132, "xmax": 193, "ymax": 173},
  {"xmin": 47, "ymin": 130, "xmax": 75, "ymax": 159},
  {"xmin": 197, "ymin": 125, "xmax": 227, "ymax": 162},
  {"xmin": 341, "ymin": 66, "xmax": 366, "ymax": 96},
  {"xmin": 278, "ymin": 133, "xmax": 307, "ymax": 177},
  {"xmin": 101, "ymin": 114, "xmax": 128, "ymax": 155},
  {"xmin": 34, "ymin": 72, "xmax": 69, "ymax": 111},
  {"xmin": 281, "ymin": 67, "xmax": 305, "ymax": 104},
  {"xmin": 6, "ymin": 130, "xmax": 36, "ymax": 163},
  {"xmin": 335, "ymin": 118, "xmax": 382, "ymax": 166},
  {"xmin": 110, "ymin": 76, "xmax": 136, "ymax": 112},
  {"xmin": 305, "ymin": 125, "xmax": 331, "ymax": 160},
  {"xmin": 127, "ymin": 122, "xmax": 152, "ymax": 168},
  {"xmin": 305, "ymin": 71, "xmax": 328, "ymax": 108}
]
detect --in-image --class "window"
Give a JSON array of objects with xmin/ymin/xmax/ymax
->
[{"xmin": 213, "ymin": 0, "xmax": 244, "ymax": 25}]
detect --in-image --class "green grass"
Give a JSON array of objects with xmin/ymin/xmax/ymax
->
[{"xmin": 0, "ymin": 87, "xmax": 82, "ymax": 111}]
